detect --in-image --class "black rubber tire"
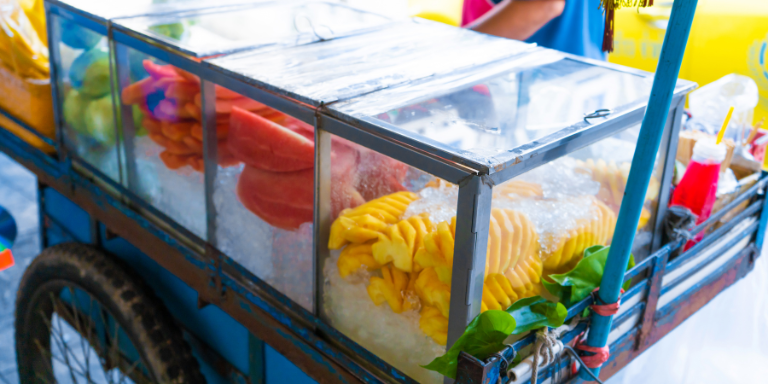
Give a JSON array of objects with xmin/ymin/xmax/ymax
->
[{"xmin": 15, "ymin": 243, "xmax": 206, "ymax": 384}]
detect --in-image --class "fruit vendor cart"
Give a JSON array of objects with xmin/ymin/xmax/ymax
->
[{"xmin": 0, "ymin": 0, "xmax": 765, "ymax": 383}]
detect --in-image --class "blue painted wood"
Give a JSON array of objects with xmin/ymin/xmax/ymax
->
[
  {"xmin": 666, "ymin": 200, "xmax": 762, "ymax": 274},
  {"xmin": 661, "ymin": 221, "xmax": 759, "ymax": 296},
  {"xmin": 579, "ymin": 0, "xmax": 700, "ymax": 380},
  {"xmin": 755, "ymin": 170, "xmax": 768, "ymax": 249}
]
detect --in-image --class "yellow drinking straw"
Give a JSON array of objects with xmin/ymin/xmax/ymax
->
[{"xmin": 716, "ymin": 106, "xmax": 734, "ymax": 145}]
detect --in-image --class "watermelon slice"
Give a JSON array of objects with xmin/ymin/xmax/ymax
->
[
  {"xmin": 237, "ymin": 166, "xmax": 314, "ymax": 230},
  {"xmin": 229, "ymin": 106, "xmax": 314, "ymax": 171},
  {"xmin": 238, "ymin": 166, "xmax": 314, "ymax": 210}
]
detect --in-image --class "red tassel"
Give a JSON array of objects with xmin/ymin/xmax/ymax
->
[{"xmin": 602, "ymin": 8, "xmax": 615, "ymax": 53}]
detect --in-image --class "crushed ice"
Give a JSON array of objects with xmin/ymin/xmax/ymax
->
[
  {"xmin": 404, "ymin": 181, "xmax": 458, "ymax": 224},
  {"xmin": 322, "ymin": 252, "xmax": 444, "ymax": 384}
]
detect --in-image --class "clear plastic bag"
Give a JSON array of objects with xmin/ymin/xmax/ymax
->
[{"xmin": 0, "ymin": 0, "xmax": 54, "ymax": 149}]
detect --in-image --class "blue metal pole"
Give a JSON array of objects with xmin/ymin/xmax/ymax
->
[
  {"xmin": 578, "ymin": 0, "xmax": 700, "ymax": 380},
  {"xmin": 755, "ymin": 170, "xmax": 768, "ymax": 250}
]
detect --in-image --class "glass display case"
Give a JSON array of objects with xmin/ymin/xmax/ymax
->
[
  {"xmin": 46, "ymin": 0, "xmax": 234, "ymax": 185},
  {"xmin": 205, "ymin": 20, "xmax": 695, "ymax": 383},
  {"xmin": 116, "ymin": 0, "xmax": 391, "ymax": 58},
  {"xmin": 106, "ymin": 0, "xmax": 391, "ymax": 241},
  {"xmin": 48, "ymin": 2, "xmax": 696, "ymax": 381}
]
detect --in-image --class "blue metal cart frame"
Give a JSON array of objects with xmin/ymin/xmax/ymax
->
[{"xmin": 2, "ymin": 0, "xmax": 766, "ymax": 383}]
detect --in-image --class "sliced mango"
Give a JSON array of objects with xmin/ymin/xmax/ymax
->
[
  {"xmin": 413, "ymin": 218, "xmax": 456, "ymax": 284},
  {"xmin": 420, "ymin": 306, "xmax": 448, "ymax": 345},
  {"xmin": 337, "ymin": 242, "xmax": 381, "ymax": 278},
  {"xmin": 372, "ymin": 214, "xmax": 435, "ymax": 272},
  {"xmin": 414, "ymin": 267, "xmax": 451, "ymax": 318},
  {"xmin": 367, "ymin": 265, "xmax": 417, "ymax": 314},
  {"xmin": 493, "ymin": 180, "xmax": 543, "ymax": 200},
  {"xmin": 328, "ymin": 191, "xmax": 419, "ymax": 249},
  {"xmin": 541, "ymin": 197, "xmax": 617, "ymax": 275}
]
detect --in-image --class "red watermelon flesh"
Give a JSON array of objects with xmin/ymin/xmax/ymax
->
[
  {"xmin": 231, "ymin": 150, "xmax": 313, "ymax": 172},
  {"xmin": 229, "ymin": 106, "xmax": 315, "ymax": 171},
  {"xmin": 237, "ymin": 165, "xmax": 314, "ymax": 230},
  {"xmin": 237, "ymin": 166, "xmax": 314, "ymax": 210}
]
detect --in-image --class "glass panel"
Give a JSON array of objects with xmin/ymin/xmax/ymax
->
[
  {"xmin": 53, "ymin": 0, "xmax": 238, "ymax": 22},
  {"xmin": 52, "ymin": 15, "xmax": 120, "ymax": 182},
  {"xmin": 479, "ymin": 124, "xmax": 661, "ymax": 318},
  {"xmin": 115, "ymin": 44, "xmax": 205, "ymax": 239},
  {"xmin": 119, "ymin": 1, "xmax": 391, "ymax": 58},
  {"xmin": 206, "ymin": 19, "xmax": 533, "ymax": 105},
  {"xmin": 320, "ymin": 138, "xmax": 457, "ymax": 384},
  {"xmin": 335, "ymin": 54, "xmax": 654, "ymax": 161},
  {"xmin": 212, "ymin": 85, "xmax": 315, "ymax": 310}
]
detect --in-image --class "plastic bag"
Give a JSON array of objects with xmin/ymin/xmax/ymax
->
[
  {"xmin": 0, "ymin": 0, "xmax": 48, "ymax": 80},
  {"xmin": 0, "ymin": 0, "xmax": 53, "ymax": 150}
]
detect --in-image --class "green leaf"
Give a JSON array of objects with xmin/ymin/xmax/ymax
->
[
  {"xmin": 543, "ymin": 245, "xmax": 635, "ymax": 308},
  {"xmin": 506, "ymin": 296, "xmax": 568, "ymax": 335},
  {"xmin": 423, "ymin": 296, "xmax": 568, "ymax": 378},
  {"xmin": 422, "ymin": 310, "xmax": 515, "ymax": 379}
]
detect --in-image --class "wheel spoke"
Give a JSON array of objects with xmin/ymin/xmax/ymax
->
[
  {"xmin": 66, "ymin": 285, "xmax": 95, "ymax": 384},
  {"xmin": 27, "ymin": 281, "xmax": 152, "ymax": 384},
  {"xmin": 56, "ymin": 311, "xmax": 84, "ymax": 384},
  {"xmin": 49, "ymin": 293, "xmax": 88, "ymax": 371}
]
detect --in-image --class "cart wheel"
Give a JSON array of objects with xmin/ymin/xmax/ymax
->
[{"xmin": 15, "ymin": 243, "xmax": 206, "ymax": 384}]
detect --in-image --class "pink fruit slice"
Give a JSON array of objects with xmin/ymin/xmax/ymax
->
[
  {"xmin": 144, "ymin": 60, "xmax": 180, "ymax": 80},
  {"xmin": 216, "ymin": 86, "xmax": 242, "ymax": 99},
  {"xmin": 229, "ymin": 106, "xmax": 315, "ymax": 171},
  {"xmin": 122, "ymin": 77, "xmax": 155, "ymax": 105},
  {"xmin": 238, "ymin": 166, "xmax": 314, "ymax": 210},
  {"xmin": 237, "ymin": 166, "xmax": 314, "ymax": 230}
]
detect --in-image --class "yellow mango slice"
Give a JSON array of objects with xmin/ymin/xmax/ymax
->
[
  {"xmin": 414, "ymin": 219, "xmax": 456, "ymax": 284},
  {"xmin": 337, "ymin": 242, "xmax": 381, "ymax": 278},
  {"xmin": 481, "ymin": 250, "xmax": 544, "ymax": 312},
  {"xmin": 367, "ymin": 265, "xmax": 416, "ymax": 314},
  {"xmin": 420, "ymin": 306, "xmax": 448, "ymax": 345},
  {"xmin": 494, "ymin": 180, "xmax": 544, "ymax": 200},
  {"xmin": 328, "ymin": 191, "xmax": 419, "ymax": 249},
  {"xmin": 415, "ymin": 267, "xmax": 451, "ymax": 318},
  {"xmin": 372, "ymin": 214, "xmax": 434, "ymax": 272},
  {"xmin": 541, "ymin": 197, "xmax": 617, "ymax": 275}
]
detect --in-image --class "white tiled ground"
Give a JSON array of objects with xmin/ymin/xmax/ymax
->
[
  {"xmin": 0, "ymin": 152, "xmax": 40, "ymax": 384},
  {"xmin": 0, "ymin": 150, "xmax": 767, "ymax": 384}
]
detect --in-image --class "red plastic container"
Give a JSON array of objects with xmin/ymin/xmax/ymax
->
[{"xmin": 670, "ymin": 139, "xmax": 726, "ymax": 250}]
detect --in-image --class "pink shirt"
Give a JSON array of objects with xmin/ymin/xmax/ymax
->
[{"xmin": 461, "ymin": 0, "xmax": 494, "ymax": 27}]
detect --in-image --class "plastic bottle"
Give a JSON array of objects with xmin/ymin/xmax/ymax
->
[{"xmin": 670, "ymin": 138, "xmax": 726, "ymax": 250}]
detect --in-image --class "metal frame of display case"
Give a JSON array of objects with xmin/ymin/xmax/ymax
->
[
  {"xmin": 202, "ymin": 43, "xmax": 694, "ymax": 348},
  {"xmin": 109, "ymin": 15, "xmax": 698, "ymax": 382},
  {"xmin": 4, "ymin": 0, "xmax": 763, "ymax": 383}
]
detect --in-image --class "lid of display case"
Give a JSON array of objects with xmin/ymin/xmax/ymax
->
[
  {"xmin": 47, "ymin": 0, "xmax": 255, "ymax": 24},
  {"xmin": 112, "ymin": 0, "xmax": 392, "ymax": 58},
  {"xmin": 324, "ymin": 48, "xmax": 696, "ymax": 175},
  {"xmin": 205, "ymin": 18, "xmax": 536, "ymax": 107}
]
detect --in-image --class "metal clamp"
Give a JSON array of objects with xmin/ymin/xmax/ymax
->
[{"xmin": 584, "ymin": 109, "xmax": 612, "ymax": 123}]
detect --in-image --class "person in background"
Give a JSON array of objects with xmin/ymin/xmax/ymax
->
[{"xmin": 462, "ymin": 0, "xmax": 607, "ymax": 61}]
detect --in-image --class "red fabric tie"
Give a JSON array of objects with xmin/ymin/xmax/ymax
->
[
  {"xmin": 589, "ymin": 288, "xmax": 623, "ymax": 317},
  {"xmin": 570, "ymin": 288, "xmax": 625, "ymax": 373},
  {"xmin": 574, "ymin": 344, "xmax": 610, "ymax": 368}
]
